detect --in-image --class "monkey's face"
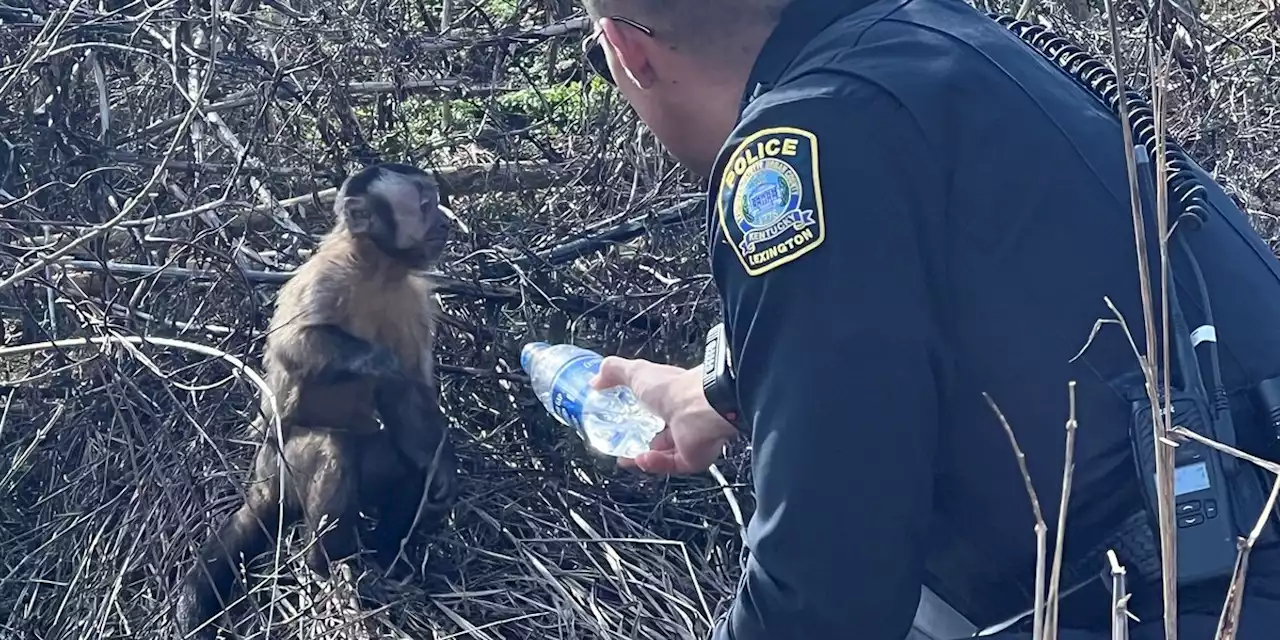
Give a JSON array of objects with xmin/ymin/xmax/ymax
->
[{"xmin": 338, "ymin": 165, "xmax": 451, "ymax": 269}]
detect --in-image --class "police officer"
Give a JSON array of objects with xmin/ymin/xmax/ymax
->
[{"xmin": 581, "ymin": 0, "xmax": 1280, "ymax": 639}]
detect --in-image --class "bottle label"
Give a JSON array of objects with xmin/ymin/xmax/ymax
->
[{"xmin": 549, "ymin": 352, "xmax": 601, "ymax": 433}]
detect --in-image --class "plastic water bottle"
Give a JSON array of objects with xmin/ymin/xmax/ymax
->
[{"xmin": 520, "ymin": 342, "xmax": 666, "ymax": 459}]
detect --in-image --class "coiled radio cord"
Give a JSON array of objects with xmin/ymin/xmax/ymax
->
[
  {"xmin": 988, "ymin": 14, "xmax": 1211, "ymax": 231},
  {"xmin": 990, "ymin": 12, "xmax": 1230, "ymax": 413}
]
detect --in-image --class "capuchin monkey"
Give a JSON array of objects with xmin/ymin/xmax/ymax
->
[{"xmin": 177, "ymin": 163, "xmax": 459, "ymax": 639}]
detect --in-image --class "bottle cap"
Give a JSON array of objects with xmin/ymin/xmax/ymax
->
[{"xmin": 520, "ymin": 341, "xmax": 550, "ymax": 373}]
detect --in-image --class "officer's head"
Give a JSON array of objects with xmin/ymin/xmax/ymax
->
[{"xmin": 581, "ymin": 0, "xmax": 791, "ymax": 176}]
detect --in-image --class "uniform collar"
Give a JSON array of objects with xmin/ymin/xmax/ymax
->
[{"xmin": 740, "ymin": 0, "xmax": 876, "ymax": 111}]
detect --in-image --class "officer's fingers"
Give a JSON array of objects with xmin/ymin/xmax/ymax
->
[
  {"xmin": 590, "ymin": 356, "xmax": 635, "ymax": 390},
  {"xmin": 633, "ymin": 450, "xmax": 683, "ymax": 475},
  {"xmin": 638, "ymin": 450, "xmax": 706, "ymax": 476}
]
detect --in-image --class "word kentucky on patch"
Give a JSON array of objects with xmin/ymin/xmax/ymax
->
[{"xmin": 716, "ymin": 126, "xmax": 826, "ymax": 276}]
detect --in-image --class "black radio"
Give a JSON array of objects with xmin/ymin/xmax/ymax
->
[
  {"xmin": 1128, "ymin": 391, "xmax": 1239, "ymax": 583},
  {"xmin": 1117, "ymin": 148, "xmax": 1273, "ymax": 586}
]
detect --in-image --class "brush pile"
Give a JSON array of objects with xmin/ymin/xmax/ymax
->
[{"xmin": 0, "ymin": 0, "xmax": 1275, "ymax": 638}]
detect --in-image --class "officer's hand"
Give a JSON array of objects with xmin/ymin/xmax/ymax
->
[{"xmin": 590, "ymin": 357, "xmax": 739, "ymax": 475}]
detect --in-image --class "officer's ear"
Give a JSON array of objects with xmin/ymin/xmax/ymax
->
[{"xmin": 600, "ymin": 17, "xmax": 658, "ymax": 90}]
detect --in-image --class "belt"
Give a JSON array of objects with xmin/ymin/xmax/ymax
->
[{"xmin": 974, "ymin": 510, "xmax": 1175, "ymax": 635}]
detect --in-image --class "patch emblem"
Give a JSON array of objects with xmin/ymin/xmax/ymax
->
[{"xmin": 716, "ymin": 127, "xmax": 825, "ymax": 276}]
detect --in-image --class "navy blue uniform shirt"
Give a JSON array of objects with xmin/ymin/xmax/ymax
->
[{"xmin": 705, "ymin": 0, "xmax": 1280, "ymax": 638}]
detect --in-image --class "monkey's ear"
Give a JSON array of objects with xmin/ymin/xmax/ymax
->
[{"xmin": 339, "ymin": 195, "xmax": 374, "ymax": 234}]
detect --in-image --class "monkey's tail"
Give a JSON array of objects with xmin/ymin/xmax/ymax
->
[{"xmin": 177, "ymin": 497, "xmax": 282, "ymax": 639}]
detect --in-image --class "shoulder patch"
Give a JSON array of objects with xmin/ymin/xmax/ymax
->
[{"xmin": 715, "ymin": 126, "xmax": 825, "ymax": 276}]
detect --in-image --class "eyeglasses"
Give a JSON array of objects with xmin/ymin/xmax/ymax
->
[{"xmin": 581, "ymin": 16, "xmax": 653, "ymax": 86}]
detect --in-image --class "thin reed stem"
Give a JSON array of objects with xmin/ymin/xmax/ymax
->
[
  {"xmin": 984, "ymin": 392, "xmax": 1049, "ymax": 640},
  {"xmin": 1102, "ymin": 1, "xmax": 1180, "ymax": 636},
  {"xmin": 1044, "ymin": 382, "xmax": 1079, "ymax": 640}
]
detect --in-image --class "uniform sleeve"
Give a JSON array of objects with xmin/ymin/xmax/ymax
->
[{"xmin": 709, "ymin": 86, "xmax": 946, "ymax": 640}]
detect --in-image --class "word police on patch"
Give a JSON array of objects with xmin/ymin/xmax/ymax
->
[{"xmin": 716, "ymin": 126, "xmax": 826, "ymax": 276}]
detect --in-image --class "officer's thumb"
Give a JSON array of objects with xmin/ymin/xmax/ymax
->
[{"xmin": 590, "ymin": 356, "xmax": 635, "ymax": 391}]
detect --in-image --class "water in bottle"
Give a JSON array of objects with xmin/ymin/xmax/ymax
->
[{"xmin": 520, "ymin": 341, "xmax": 666, "ymax": 459}]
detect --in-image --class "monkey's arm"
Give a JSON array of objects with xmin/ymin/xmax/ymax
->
[
  {"xmin": 374, "ymin": 376, "xmax": 451, "ymax": 470},
  {"xmin": 280, "ymin": 324, "xmax": 405, "ymax": 385}
]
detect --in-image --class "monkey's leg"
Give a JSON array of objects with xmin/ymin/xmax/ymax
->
[
  {"xmin": 357, "ymin": 437, "xmax": 427, "ymax": 578},
  {"xmin": 371, "ymin": 493, "xmax": 424, "ymax": 576},
  {"xmin": 286, "ymin": 432, "xmax": 361, "ymax": 578},
  {"xmin": 178, "ymin": 446, "xmax": 286, "ymax": 640}
]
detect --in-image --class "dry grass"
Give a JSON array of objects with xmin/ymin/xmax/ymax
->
[{"xmin": 0, "ymin": 0, "xmax": 1276, "ymax": 638}]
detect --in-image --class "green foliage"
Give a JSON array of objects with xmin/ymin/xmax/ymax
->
[{"xmin": 485, "ymin": 0, "xmax": 522, "ymax": 21}]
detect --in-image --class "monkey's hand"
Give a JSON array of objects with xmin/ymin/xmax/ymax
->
[
  {"xmin": 293, "ymin": 324, "xmax": 406, "ymax": 384},
  {"xmin": 347, "ymin": 343, "xmax": 403, "ymax": 379}
]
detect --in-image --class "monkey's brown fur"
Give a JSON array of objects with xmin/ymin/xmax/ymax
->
[{"xmin": 177, "ymin": 163, "xmax": 458, "ymax": 639}]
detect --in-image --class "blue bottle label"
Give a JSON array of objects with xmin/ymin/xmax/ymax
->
[{"xmin": 549, "ymin": 352, "xmax": 602, "ymax": 433}]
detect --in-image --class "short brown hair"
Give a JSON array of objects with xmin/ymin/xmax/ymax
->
[{"xmin": 582, "ymin": 0, "xmax": 790, "ymax": 57}]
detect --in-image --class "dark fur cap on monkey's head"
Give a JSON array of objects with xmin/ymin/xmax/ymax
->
[{"xmin": 333, "ymin": 163, "xmax": 449, "ymax": 268}]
